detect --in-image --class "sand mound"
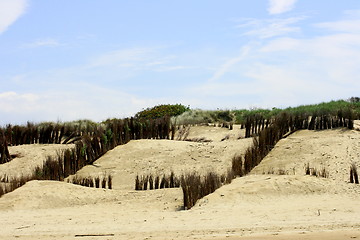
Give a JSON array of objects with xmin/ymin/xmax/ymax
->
[
  {"xmin": 0, "ymin": 180, "xmax": 117, "ymax": 210},
  {"xmin": 0, "ymin": 180, "xmax": 183, "ymax": 211},
  {"xmin": 195, "ymin": 174, "xmax": 357, "ymax": 209},
  {"xmin": 251, "ymin": 128, "xmax": 360, "ymax": 182},
  {"xmin": 71, "ymin": 126, "xmax": 252, "ymax": 191},
  {"xmin": 0, "ymin": 144, "xmax": 74, "ymax": 179},
  {"xmin": 184, "ymin": 124, "xmax": 243, "ymax": 142}
]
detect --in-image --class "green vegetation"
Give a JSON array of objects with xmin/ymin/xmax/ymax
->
[
  {"xmin": 172, "ymin": 109, "xmax": 236, "ymax": 125},
  {"xmin": 174, "ymin": 98, "xmax": 360, "ymax": 127},
  {"xmin": 135, "ymin": 104, "xmax": 190, "ymax": 120}
]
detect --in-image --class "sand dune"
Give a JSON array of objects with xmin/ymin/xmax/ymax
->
[
  {"xmin": 0, "ymin": 180, "xmax": 182, "ymax": 211},
  {"xmin": 1, "ymin": 125, "xmax": 360, "ymax": 239},
  {"xmin": 72, "ymin": 136, "xmax": 253, "ymax": 190},
  {"xmin": 0, "ymin": 144, "xmax": 74, "ymax": 179},
  {"xmin": 251, "ymin": 128, "xmax": 360, "ymax": 182}
]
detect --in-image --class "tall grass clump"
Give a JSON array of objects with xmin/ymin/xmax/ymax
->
[
  {"xmin": 180, "ymin": 173, "xmax": 201, "ymax": 210},
  {"xmin": 108, "ymin": 175, "xmax": 112, "ymax": 189},
  {"xmin": 0, "ymin": 129, "xmax": 11, "ymax": 164},
  {"xmin": 181, "ymin": 172, "xmax": 222, "ymax": 210},
  {"xmin": 135, "ymin": 172, "xmax": 180, "ymax": 191},
  {"xmin": 239, "ymin": 100, "xmax": 356, "ymax": 138},
  {"xmin": 231, "ymin": 155, "xmax": 243, "ymax": 177},
  {"xmin": 135, "ymin": 171, "xmax": 224, "ymax": 209},
  {"xmin": 68, "ymin": 175, "xmax": 113, "ymax": 189},
  {"xmin": 304, "ymin": 164, "xmax": 329, "ymax": 178},
  {"xmin": 350, "ymin": 163, "xmax": 359, "ymax": 184},
  {"xmin": 0, "ymin": 174, "xmax": 40, "ymax": 198},
  {"xmin": 4, "ymin": 122, "xmax": 77, "ymax": 146}
]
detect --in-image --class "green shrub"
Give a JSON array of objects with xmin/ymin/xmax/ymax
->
[
  {"xmin": 135, "ymin": 104, "xmax": 190, "ymax": 120},
  {"xmin": 214, "ymin": 110, "xmax": 233, "ymax": 122}
]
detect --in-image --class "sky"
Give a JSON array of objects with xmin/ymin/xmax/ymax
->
[{"xmin": 1, "ymin": 0, "xmax": 360, "ymax": 124}]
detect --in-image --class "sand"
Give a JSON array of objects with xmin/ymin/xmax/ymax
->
[
  {"xmin": 1, "ymin": 124, "xmax": 360, "ymax": 239},
  {"xmin": 0, "ymin": 144, "xmax": 75, "ymax": 179}
]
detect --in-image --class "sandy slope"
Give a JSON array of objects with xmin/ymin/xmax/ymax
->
[
  {"xmin": 71, "ymin": 126, "xmax": 252, "ymax": 190},
  {"xmin": 0, "ymin": 144, "xmax": 74, "ymax": 179},
  {"xmin": 251, "ymin": 128, "xmax": 360, "ymax": 182},
  {"xmin": 1, "ymin": 125, "xmax": 360, "ymax": 239}
]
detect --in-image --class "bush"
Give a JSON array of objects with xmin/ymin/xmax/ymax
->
[
  {"xmin": 0, "ymin": 129, "xmax": 11, "ymax": 164},
  {"xmin": 135, "ymin": 104, "xmax": 190, "ymax": 120},
  {"xmin": 214, "ymin": 110, "xmax": 233, "ymax": 122}
]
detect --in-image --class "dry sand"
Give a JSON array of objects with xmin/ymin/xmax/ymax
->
[
  {"xmin": 0, "ymin": 144, "xmax": 75, "ymax": 179},
  {"xmin": 1, "ymin": 124, "xmax": 360, "ymax": 239}
]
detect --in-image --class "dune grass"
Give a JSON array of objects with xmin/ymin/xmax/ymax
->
[
  {"xmin": 173, "ymin": 99, "xmax": 358, "ymax": 139},
  {"xmin": 304, "ymin": 163, "xmax": 329, "ymax": 178},
  {"xmin": 0, "ymin": 129, "xmax": 11, "ymax": 164},
  {"xmin": 350, "ymin": 163, "xmax": 359, "ymax": 184},
  {"xmin": 67, "ymin": 175, "xmax": 113, "ymax": 189},
  {"xmin": 0, "ymin": 175, "xmax": 35, "ymax": 198},
  {"xmin": 135, "ymin": 172, "xmax": 180, "ymax": 191}
]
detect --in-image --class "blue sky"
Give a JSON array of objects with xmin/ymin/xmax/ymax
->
[{"xmin": 1, "ymin": 0, "xmax": 360, "ymax": 124}]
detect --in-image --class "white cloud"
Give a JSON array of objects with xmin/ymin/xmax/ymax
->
[
  {"xmin": 0, "ymin": 0, "xmax": 27, "ymax": 34},
  {"xmin": 257, "ymin": 37, "xmax": 360, "ymax": 104},
  {"xmin": 315, "ymin": 20, "xmax": 360, "ymax": 33},
  {"xmin": 259, "ymin": 37, "xmax": 300, "ymax": 52},
  {"xmin": 343, "ymin": 9, "xmax": 360, "ymax": 18},
  {"xmin": 0, "ymin": 86, "xmax": 162, "ymax": 125},
  {"xmin": 0, "ymin": 91, "xmax": 39, "ymax": 113},
  {"xmin": 90, "ymin": 48, "xmax": 156, "ymax": 68},
  {"xmin": 314, "ymin": 9, "xmax": 360, "ymax": 33},
  {"xmin": 237, "ymin": 17, "xmax": 306, "ymax": 39},
  {"xmin": 193, "ymin": 12, "xmax": 360, "ymax": 109},
  {"xmin": 86, "ymin": 47, "xmax": 194, "ymax": 76},
  {"xmin": 145, "ymin": 61, "xmax": 167, "ymax": 66},
  {"xmin": 268, "ymin": 0, "xmax": 297, "ymax": 15},
  {"xmin": 208, "ymin": 46, "xmax": 250, "ymax": 82},
  {"xmin": 189, "ymin": 81, "xmax": 261, "ymax": 97},
  {"xmin": 0, "ymin": 43, "xmax": 199, "ymax": 124},
  {"xmin": 244, "ymin": 64, "xmax": 338, "ymax": 107},
  {"xmin": 22, "ymin": 38, "xmax": 61, "ymax": 48},
  {"xmin": 0, "ymin": 91, "xmax": 39, "ymax": 102},
  {"xmin": 154, "ymin": 65, "xmax": 189, "ymax": 72}
]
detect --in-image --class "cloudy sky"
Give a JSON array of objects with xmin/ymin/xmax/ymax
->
[{"xmin": 1, "ymin": 0, "xmax": 360, "ymax": 124}]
